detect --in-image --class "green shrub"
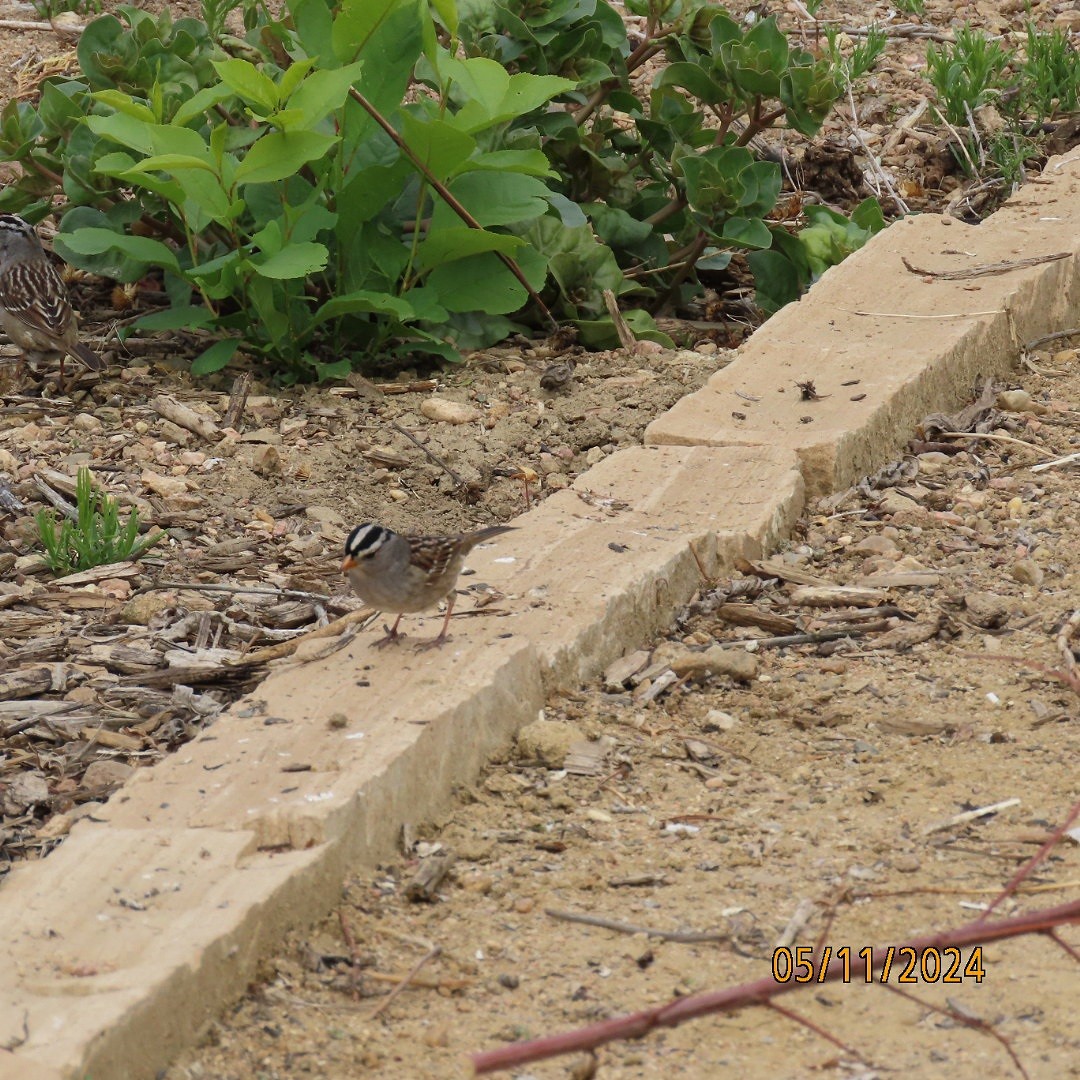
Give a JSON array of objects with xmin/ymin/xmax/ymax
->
[{"xmin": 0, "ymin": 0, "xmax": 869, "ymax": 378}]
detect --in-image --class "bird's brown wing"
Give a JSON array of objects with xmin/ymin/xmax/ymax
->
[
  {"xmin": 406, "ymin": 536, "xmax": 458, "ymax": 580},
  {"xmin": 0, "ymin": 260, "xmax": 75, "ymax": 340}
]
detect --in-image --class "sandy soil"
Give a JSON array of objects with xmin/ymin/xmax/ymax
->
[{"xmin": 165, "ymin": 354, "xmax": 1080, "ymax": 1080}]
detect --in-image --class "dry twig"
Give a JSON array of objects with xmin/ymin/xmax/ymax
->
[
  {"xmin": 389, "ymin": 421, "xmax": 467, "ymax": 490},
  {"xmin": 223, "ymin": 373, "xmax": 252, "ymax": 430},
  {"xmin": 1025, "ymin": 327, "xmax": 1080, "ymax": 350},
  {"xmin": 545, "ymin": 908, "xmax": 729, "ymax": 944},
  {"xmin": 224, "ymin": 606, "xmax": 376, "ymax": 665},
  {"xmin": 1055, "ymin": 610, "xmax": 1080, "ymax": 682},
  {"xmin": 152, "ymin": 394, "xmax": 221, "ymax": 441},
  {"xmin": 902, "ymin": 252, "xmax": 1069, "ymax": 280},
  {"xmin": 368, "ymin": 945, "xmax": 442, "ymax": 1021}
]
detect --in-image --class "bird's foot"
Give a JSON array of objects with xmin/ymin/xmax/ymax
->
[
  {"xmin": 371, "ymin": 624, "xmax": 405, "ymax": 649},
  {"xmin": 413, "ymin": 632, "xmax": 451, "ymax": 653}
]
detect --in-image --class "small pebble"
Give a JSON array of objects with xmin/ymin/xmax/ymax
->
[
  {"xmin": 996, "ymin": 389, "xmax": 1032, "ymax": 412},
  {"xmin": 704, "ymin": 709, "xmax": 738, "ymax": 731},
  {"xmin": 1011, "ymin": 558, "xmax": 1044, "ymax": 587}
]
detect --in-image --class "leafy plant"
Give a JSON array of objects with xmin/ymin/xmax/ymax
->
[
  {"xmin": 200, "ymin": 0, "xmax": 242, "ymax": 40},
  {"xmin": 894, "ymin": 0, "xmax": 924, "ymax": 14},
  {"xmin": 924, "ymin": 22, "xmax": 1080, "ymax": 188},
  {"xmin": 749, "ymin": 197, "xmax": 886, "ymax": 314},
  {"xmin": 0, "ymin": 0, "xmax": 860, "ymax": 379},
  {"xmin": 824, "ymin": 25, "xmax": 888, "ymax": 86},
  {"xmin": 986, "ymin": 129, "xmax": 1040, "ymax": 188},
  {"xmin": 926, "ymin": 27, "xmax": 1015, "ymax": 128},
  {"xmin": 35, "ymin": 468, "xmax": 164, "ymax": 576},
  {"xmin": 30, "ymin": 0, "xmax": 100, "ymax": 20},
  {"xmin": 1020, "ymin": 21, "xmax": 1080, "ymax": 120}
]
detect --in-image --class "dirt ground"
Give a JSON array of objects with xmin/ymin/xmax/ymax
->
[
  {"xmin": 165, "ymin": 354, "xmax": 1080, "ymax": 1080},
  {"xmin": 0, "ymin": 0, "xmax": 1079, "ymax": 1077}
]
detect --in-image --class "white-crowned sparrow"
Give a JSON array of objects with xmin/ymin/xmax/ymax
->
[
  {"xmin": 342, "ymin": 522, "xmax": 514, "ymax": 650},
  {"xmin": 0, "ymin": 213, "xmax": 103, "ymax": 386}
]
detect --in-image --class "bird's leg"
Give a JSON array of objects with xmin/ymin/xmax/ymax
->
[
  {"xmin": 415, "ymin": 595, "xmax": 455, "ymax": 652},
  {"xmin": 371, "ymin": 612, "xmax": 405, "ymax": 648}
]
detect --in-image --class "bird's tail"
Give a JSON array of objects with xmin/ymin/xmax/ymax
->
[
  {"xmin": 467, "ymin": 525, "xmax": 516, "ymax": 549},
  {"xmin": 69, "ymin": 341, "xmax": 104, "ymax": 371}
]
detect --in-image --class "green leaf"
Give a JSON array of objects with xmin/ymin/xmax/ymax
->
[
  {"xmin": 56, "ymin": 208, "xmax": 151, "ymax": 282},
  {"xmin": 653, "ymin": 61, "xmax": 725, "ymax": 105},
  {"xmin": 432, "ymin": 172, "xmax": 549, "ymax": 228},
  {"xmin": 332, "ymin": 0, "xmax": 411, "ymax": 63},
  {"xmin": 250, "ymin": 242, "xmax": 328, "ymax": 279},
  {"xmin": 547, "ymin": 194, "xmax": 589, "ymax": 227},
  {"xmin": 187, "ymin": 248, "xmax": 244, "ymax": 290},
  {"xmin": 307, "ymin": 289, "xmax": 415, "ymax": 330},
  {"xmin": 191, "ymin": 339, "xmax": 240, "ymax": 375},
  {"xmin": 576, "ymin": 309, "xmax": 675, "ymax": 349},
  {"xmin": 342, "ymin": 2, "xmax": 424, "ymax": 140},
  {"xmin": 91, "ymin": 90, "xmax": 157, "ymax": 122},
  {"xmin": 586, "ymin": 203, "xmax": 652, "ymax": 247},
  {"xmin": 126, "ymin": 153, "xmax": 217, "ymax": 174},
  {"xmin": 437, "ymin": 55, "xmax": 509, "ymax": 105},
  {"xmin": 173, "ymin": 84, "xmax": 238, "ymax": 127},
  {"xmin": 86, "ymin": 112, "xmax": 155, "ymax": 156},
  {"xmin": 213, "ymin": 58, "xmax": 280, "ymax": 114},
  {"xmin": 697, "ymin": 251, "xmax": 733, "ymax": 271},
  {"xmin": 60, "ymin": 228, "xmax": 181, "ymax": 274},
  {"xmin": 290, "ymin": 0, "xmax": 335, "ymax": 60},
  {"xmin": 149, "ymin": 129, "xmax": 213, "ymax": 165},
  {"xmin": 851, "ymin": 197, "xmax": 886, "ymax": 233},
  {"xmin": 392, "ymin": 337, "xmax": 463, "ymax": 363},
  {"xmin": 285, "ymin": 60, "xmax": 366, "ymax": 127},
  {"xmin": 747, "ymin": 247, "xmax": 803, "ymax": 314},
  {"xmin": 427, "ymin": 251, "xmax": 532, "ymax": 313},
  {"xmin": 400, "ymin": 115, "xmax": 476, "ymax": 183},
  {"xmin": 441, "ymin": 56, "xmax": 577, "ymax": 131},
  {"xmin": 235, "ymin": 130, "xmax": 339, "ymax": 184},
  {"xmin": 397, "ymin": 285, "xmax": 446, "ymax": 322},
  {"xmin": 315, "ymin": 357, "xmax": 354, "ymax": 380},
  {"xmin": 278, "ymin": 57, "xmax": 319, "ymax": 102},
  {"xmin": 523, "ymin": 217, "xmax": 619, "ymax": 318},
  {"xmin": 134, "ymin": 305, "xmax": 216, "ymax": 331},
  {"xmin": 722, "ymin": 216, "xmax": 771, "ymax": 249},
  {"xmin": 337, "ymin": 162, "xmax": 413, "ymax": 230},
  {"xmin": 416, "ymin": 226, "xmax": 524, "ymax": 270},
  {"xmin": 428, "ymin": 0, "xmax": 458, "ymax": 36},
  {"xmin": 455, "ymin": 149, "xmax": 556, "ymax": 178},
  {"xmin": 169, "ymin": 170, "xmax": 236, "ymax": 226}
]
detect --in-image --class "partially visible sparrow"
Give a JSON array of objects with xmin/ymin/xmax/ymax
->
[
  {"xmin": 0, "ymin": 213, "xmax": 103, "ymax": 386},
  {"xmin": 342, "ymin": 522, "xmax": 514, "ymax": 650}
]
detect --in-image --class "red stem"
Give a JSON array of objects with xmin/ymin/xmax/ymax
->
[{"xmin": 472, "ymin": 898, "xmax": 1080, "ymax": 1073}]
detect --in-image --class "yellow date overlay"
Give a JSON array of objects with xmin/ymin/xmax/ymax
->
[{"xmin": 771, "ymin": 945, "xmax": 985, "ymax": 984}]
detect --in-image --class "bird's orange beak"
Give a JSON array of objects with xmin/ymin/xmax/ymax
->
[{"xmin": 342, "ymin": 555, "xmax": 356, "ymax": 572}]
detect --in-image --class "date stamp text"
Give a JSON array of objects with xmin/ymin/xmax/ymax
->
[{"xmin": 771, "ymin": 945, "xmax": 985, "ymax": 984}]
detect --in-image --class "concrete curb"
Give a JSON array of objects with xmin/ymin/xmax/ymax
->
[
  {"xmin": 647, "ymin": 163, "xmax": 1080, "ymax": 492},
  {"xmin": 2, "ymin": 149, "xmax": 1078, "ymax": 1078}
]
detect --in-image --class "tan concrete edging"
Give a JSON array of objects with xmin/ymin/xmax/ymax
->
[
  {"xmin": 647, "ymin": 153, "xmax": 1080, "ymax": 493},
  {"xmin": 1, "ymin": 148, "xmax": 1077, "ymax": 1079}
]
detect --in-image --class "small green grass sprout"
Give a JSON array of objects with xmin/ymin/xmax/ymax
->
[{"xmin": 35, "ymin": 468, "xmax": 165, "ymax": 576}]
